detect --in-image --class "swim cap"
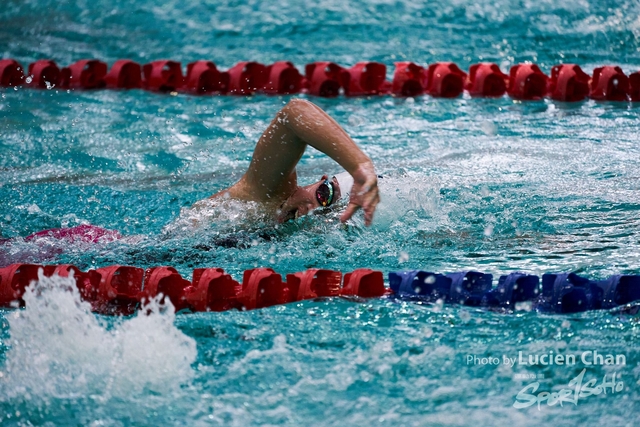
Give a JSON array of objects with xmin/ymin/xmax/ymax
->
[{"xmin": 333, "ymin": 171, "xmax": 354, "ymax": 200}]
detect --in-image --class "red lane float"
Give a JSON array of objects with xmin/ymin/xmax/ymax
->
[
  {"xmin": 548, "ymin": 64, "xmax": 590, "ymax": 102},
  {"xmin": 466, "ymin": 63, "xmax": 508, "ymax": 97},
  {"xmin": 104, "ymin": 60, "xmax": 142, "ymax": 89},
  {"xmin": 286, "ymin": 269, "xmax": 342, "ymax": 301},
  {"xmin": 425, "ymin": 62, "xmax": 466, "ymax": 98},
  {"xmin": 0, "ymin": 263, "xmax": 386, "ymax": 313},
  {"xmin": 263, "ymin": 61, "xmax": 304, "ymax": 95},
  {"xmin": 507, "ymin": 64, "xmax": 548, "ymax": 100},
  {"xmin": 391, "ymin": 62, "xmax": 425, "ymax": 97},
  {"xmin": 342, "ymin": 62, "xmax": 389, "ymax": 96},
  {"xmin": 60, "ymin": 59, "xmax": 107, "ymax": 90},
  {"xmin": 305, "ymin": 61, "xmax": 346, "ymax": 97},
  {"xmin": 240, "ymin": 268, "xmax": 290, "ymax": 310},
  {"xmin": 0, "ymin": 59, "xmax": 24, "ymax": 87},
  {"xmin": 227, "ymin": 61, "xmax": 267, "ymax": 95},
  {"xmin": 27, "ymin": 60, "xmax": 61, "ymax": 89},
  {"xmin": 46, "ymin": 263, "xmax": 83, "ymax": 285},
  {"xmin": 89, "ymin": 265, "xmax": 144, "ymax": 315},
  {"xmin": 341, "ymin": 268, "xmax": 386, "ymax": 298},
  {"xmin": 185, "ymin": 268, "xmax": 242, "ymax": 312},
  {"xmin": 0, "ymin": 264, "xmax": 42, "ymax": 307},
  {"xmin": 4, "ymin": 58, "xmax": 639, "ymax": 103},
  {"xmin": 43, "ymin": 264, "xmax": 103, "ymax": 306},
  {"xmin": 143, "ymin": 60, "xmax": 183, "ymax": 92},
  {"xmin": 590, "ymin": 66, "xmax": 630, "ymax": 101},
  {"xmin": 142, "ymin": 266, "xmax": 191, "ymax": 311},
  {"xmin": 184, "ymin": 60, "xmax": 228, "ymax": 94},
  {"xmin": 630, "ymin": 71, "xmax": 640, "ymax": 102}
]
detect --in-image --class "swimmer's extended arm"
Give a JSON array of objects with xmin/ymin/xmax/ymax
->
[{"xmin": 226, "ymin": 99, "xmax": 379, "ymax": 225}]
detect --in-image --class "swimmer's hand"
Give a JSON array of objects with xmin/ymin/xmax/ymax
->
[{"xmin": 340, "ymin": 163, "xmax": 380, "ymax": 227}]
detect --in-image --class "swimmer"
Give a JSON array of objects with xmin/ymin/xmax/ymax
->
[
  {"xmin": 208, "ymin": 98, "xmax": 380, "ymax": 226},
  {"xmin": 4, "ymin": 99, "xmax": 379, "ymax": 254}
]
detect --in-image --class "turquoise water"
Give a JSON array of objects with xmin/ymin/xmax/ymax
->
[{"xmin": 1, "ymin": 0, "xmax": 640, "ymax": 425}]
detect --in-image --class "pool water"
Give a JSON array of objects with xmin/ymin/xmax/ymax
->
[{"xmin": 1, "ymin": 0, "xmax": 640, "ymax": 425}]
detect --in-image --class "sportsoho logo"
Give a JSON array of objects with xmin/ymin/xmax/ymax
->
[
  {"xmin": 513, "ymin": 368, "xmax": 624, "ymax": 410},
  {"xmin": 466, "ymin": 350, "xmax": 627, "ymax": 410}
]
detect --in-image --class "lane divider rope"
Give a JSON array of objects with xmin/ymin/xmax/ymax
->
[
  {"xmin": 1, "ymin": 58, "xmax": 639, "ymax": 102},
  {"xmin": 1, "ymin": 263, "xmax": 638, "ymax": 315}
]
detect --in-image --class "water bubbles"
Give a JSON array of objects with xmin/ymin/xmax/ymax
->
[
  {"xmin": 348, "ymin": 115, "xmax": 364, "ymax": 127},
  {"xmin": 515, "ymin": 301, "xmax": 532, "ymax": 311},
  {"xmin": 0, "ymin": 272, "xmax": 196, "ymax": 401},
  {"xmin": 459, "ymin": 310, "xmax": 471, "ymax": 322},
  {"xmin": 484, "ymin": 214, "xmax": 496, "ymax": 237},
  {"xmin": 398, "ymin": 251, "xmax": 409, "ymax": 263},
  {"xmin": 480, "ymin": 120, "xmax": 497, "ymax": 135},
  {"xmin": 424, "ymin": 275, "xmax": 436, "ymax": 284},
  {"xmin": 25, "ymin": 76, "xmax": 33, "ymax": 84},
  {"xmin": 26, "ymin": 204, "xmax": 41, "ymax": 214}
]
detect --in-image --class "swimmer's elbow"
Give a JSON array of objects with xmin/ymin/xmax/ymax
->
[{"xmin": 281, "ymin": 98, "xmax": 314, "ymax": 116}]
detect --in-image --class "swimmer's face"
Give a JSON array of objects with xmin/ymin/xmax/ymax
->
[{"xmin": 277, "ymin": 174, "xmax": 342, "ymax": 223}]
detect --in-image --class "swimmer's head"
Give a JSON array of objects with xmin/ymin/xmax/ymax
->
[{"xmin": 277, "ymin": 173, "xmax": 351, "ymax": 223}]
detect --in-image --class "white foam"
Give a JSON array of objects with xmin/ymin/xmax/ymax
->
[
  {"xmin": 0, "ymin": 271, "xmax": 197, "ymax": 401},
  {"xmin": 372, "ymin": 172, "xmax": 444, "ymax": 230}
]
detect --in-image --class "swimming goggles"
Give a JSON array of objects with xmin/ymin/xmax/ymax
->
[{"xmin": 315, "ymin": 179, "xmax": 335, "ymax": 207}]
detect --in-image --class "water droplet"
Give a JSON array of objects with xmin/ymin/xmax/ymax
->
[{"xmin": 484, "ymin": 224, "xmax": 494, "ymax": 237}]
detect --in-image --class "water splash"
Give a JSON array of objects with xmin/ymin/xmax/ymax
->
[{"xmin": 0, "ymin": 271, "xmax": 197, "ymax": 402}]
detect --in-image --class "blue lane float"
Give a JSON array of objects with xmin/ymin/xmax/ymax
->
[
  {"xmin": 596, "ymin": 275, "xmax": 640, "ymax": 309},
  {"xmin": 483, "ymin": 273, "xmax": 539, "ymax": 309},
  {"xmin": 534, "ymin": 273, "xmax": 602, "ymax": 313},
  {"xmin": 388, "ymin": 270, "xmax": 493, "ymax": 305},
  {"xmin": 388, "ymin": 270, "xmax": 640, "ymax": 314}
]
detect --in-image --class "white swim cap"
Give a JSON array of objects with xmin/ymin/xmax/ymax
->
[{"xmin": 333, "ymin": 171, "xmax": 354, "ymax": 200}]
